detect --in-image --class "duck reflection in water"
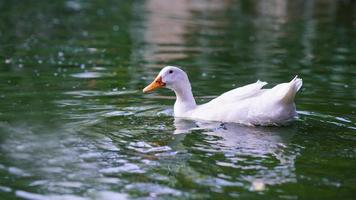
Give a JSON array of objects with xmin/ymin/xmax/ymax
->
[{"xmin": 171, "ymin": 118, "xmax": 299, "ymax": 190}]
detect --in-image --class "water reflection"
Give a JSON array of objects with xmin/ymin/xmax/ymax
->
[
  {"xmin": 131, "ymin": 0, "xmax": 231, "ymax": 65},
  {"xmin": 0, "ymin": 111, "xmax": 299, "ymax": 198},
  {"xmin": 0, "ymin": 0, "xmax": 355, "ymax": 199},
  {"xmin": 172, "ymin": 118, "xmax": 298, "ymax": 188}
]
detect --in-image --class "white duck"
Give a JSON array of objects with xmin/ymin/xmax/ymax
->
[{"xmin": 143, "ymin": 66, "xmax": 302, "ymax": 126}]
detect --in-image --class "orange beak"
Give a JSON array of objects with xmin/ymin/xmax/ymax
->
[{"xmin": 142, "ymin": 75, "xmax": 166, "ymax": 93}]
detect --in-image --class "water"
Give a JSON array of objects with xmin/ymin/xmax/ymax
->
[{"xmin": 0, "ymin": 0, "xmax": 355, "ymax": 199}]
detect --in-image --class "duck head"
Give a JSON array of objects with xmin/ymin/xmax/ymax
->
[{"xmin": 142, "ymin": 66, "xmax": 190, "ymax": 93}]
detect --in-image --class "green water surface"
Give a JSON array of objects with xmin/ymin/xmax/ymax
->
[{"xmin": 0, "ymin": 0, "xmax": 355, "ymax": 199}]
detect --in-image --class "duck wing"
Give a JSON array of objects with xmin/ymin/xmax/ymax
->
[{"xmin": 206, "ymin": 80, "xmax": 268, "ymax": 106}]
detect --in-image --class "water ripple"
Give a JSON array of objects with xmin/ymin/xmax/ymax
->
[{"xmin": 64, "ymin": 90, "xmax": 137, "ymax": 98}]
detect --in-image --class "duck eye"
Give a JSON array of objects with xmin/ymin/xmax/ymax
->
[{"xmin": 169, "ymin": 70, "xmax": 173, "ymax": 74}]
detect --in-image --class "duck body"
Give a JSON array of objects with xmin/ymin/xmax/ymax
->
[{"xmin": 143, "ymin": 66, "xmax": 302, "ymax": 126}]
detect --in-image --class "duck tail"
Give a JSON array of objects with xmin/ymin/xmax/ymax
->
[{"xmin": 281, "ymin": 76, "xmax": 303, "ymax": 104}]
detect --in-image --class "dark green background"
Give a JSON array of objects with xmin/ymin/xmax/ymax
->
[{"xmin": 0, "ymin": 0, "xmax": 355, "ymax": 199}]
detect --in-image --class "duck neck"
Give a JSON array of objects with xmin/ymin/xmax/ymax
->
[{"xmin": 173, "ymin": 83, "xmax": 197, "ymax": 117}]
